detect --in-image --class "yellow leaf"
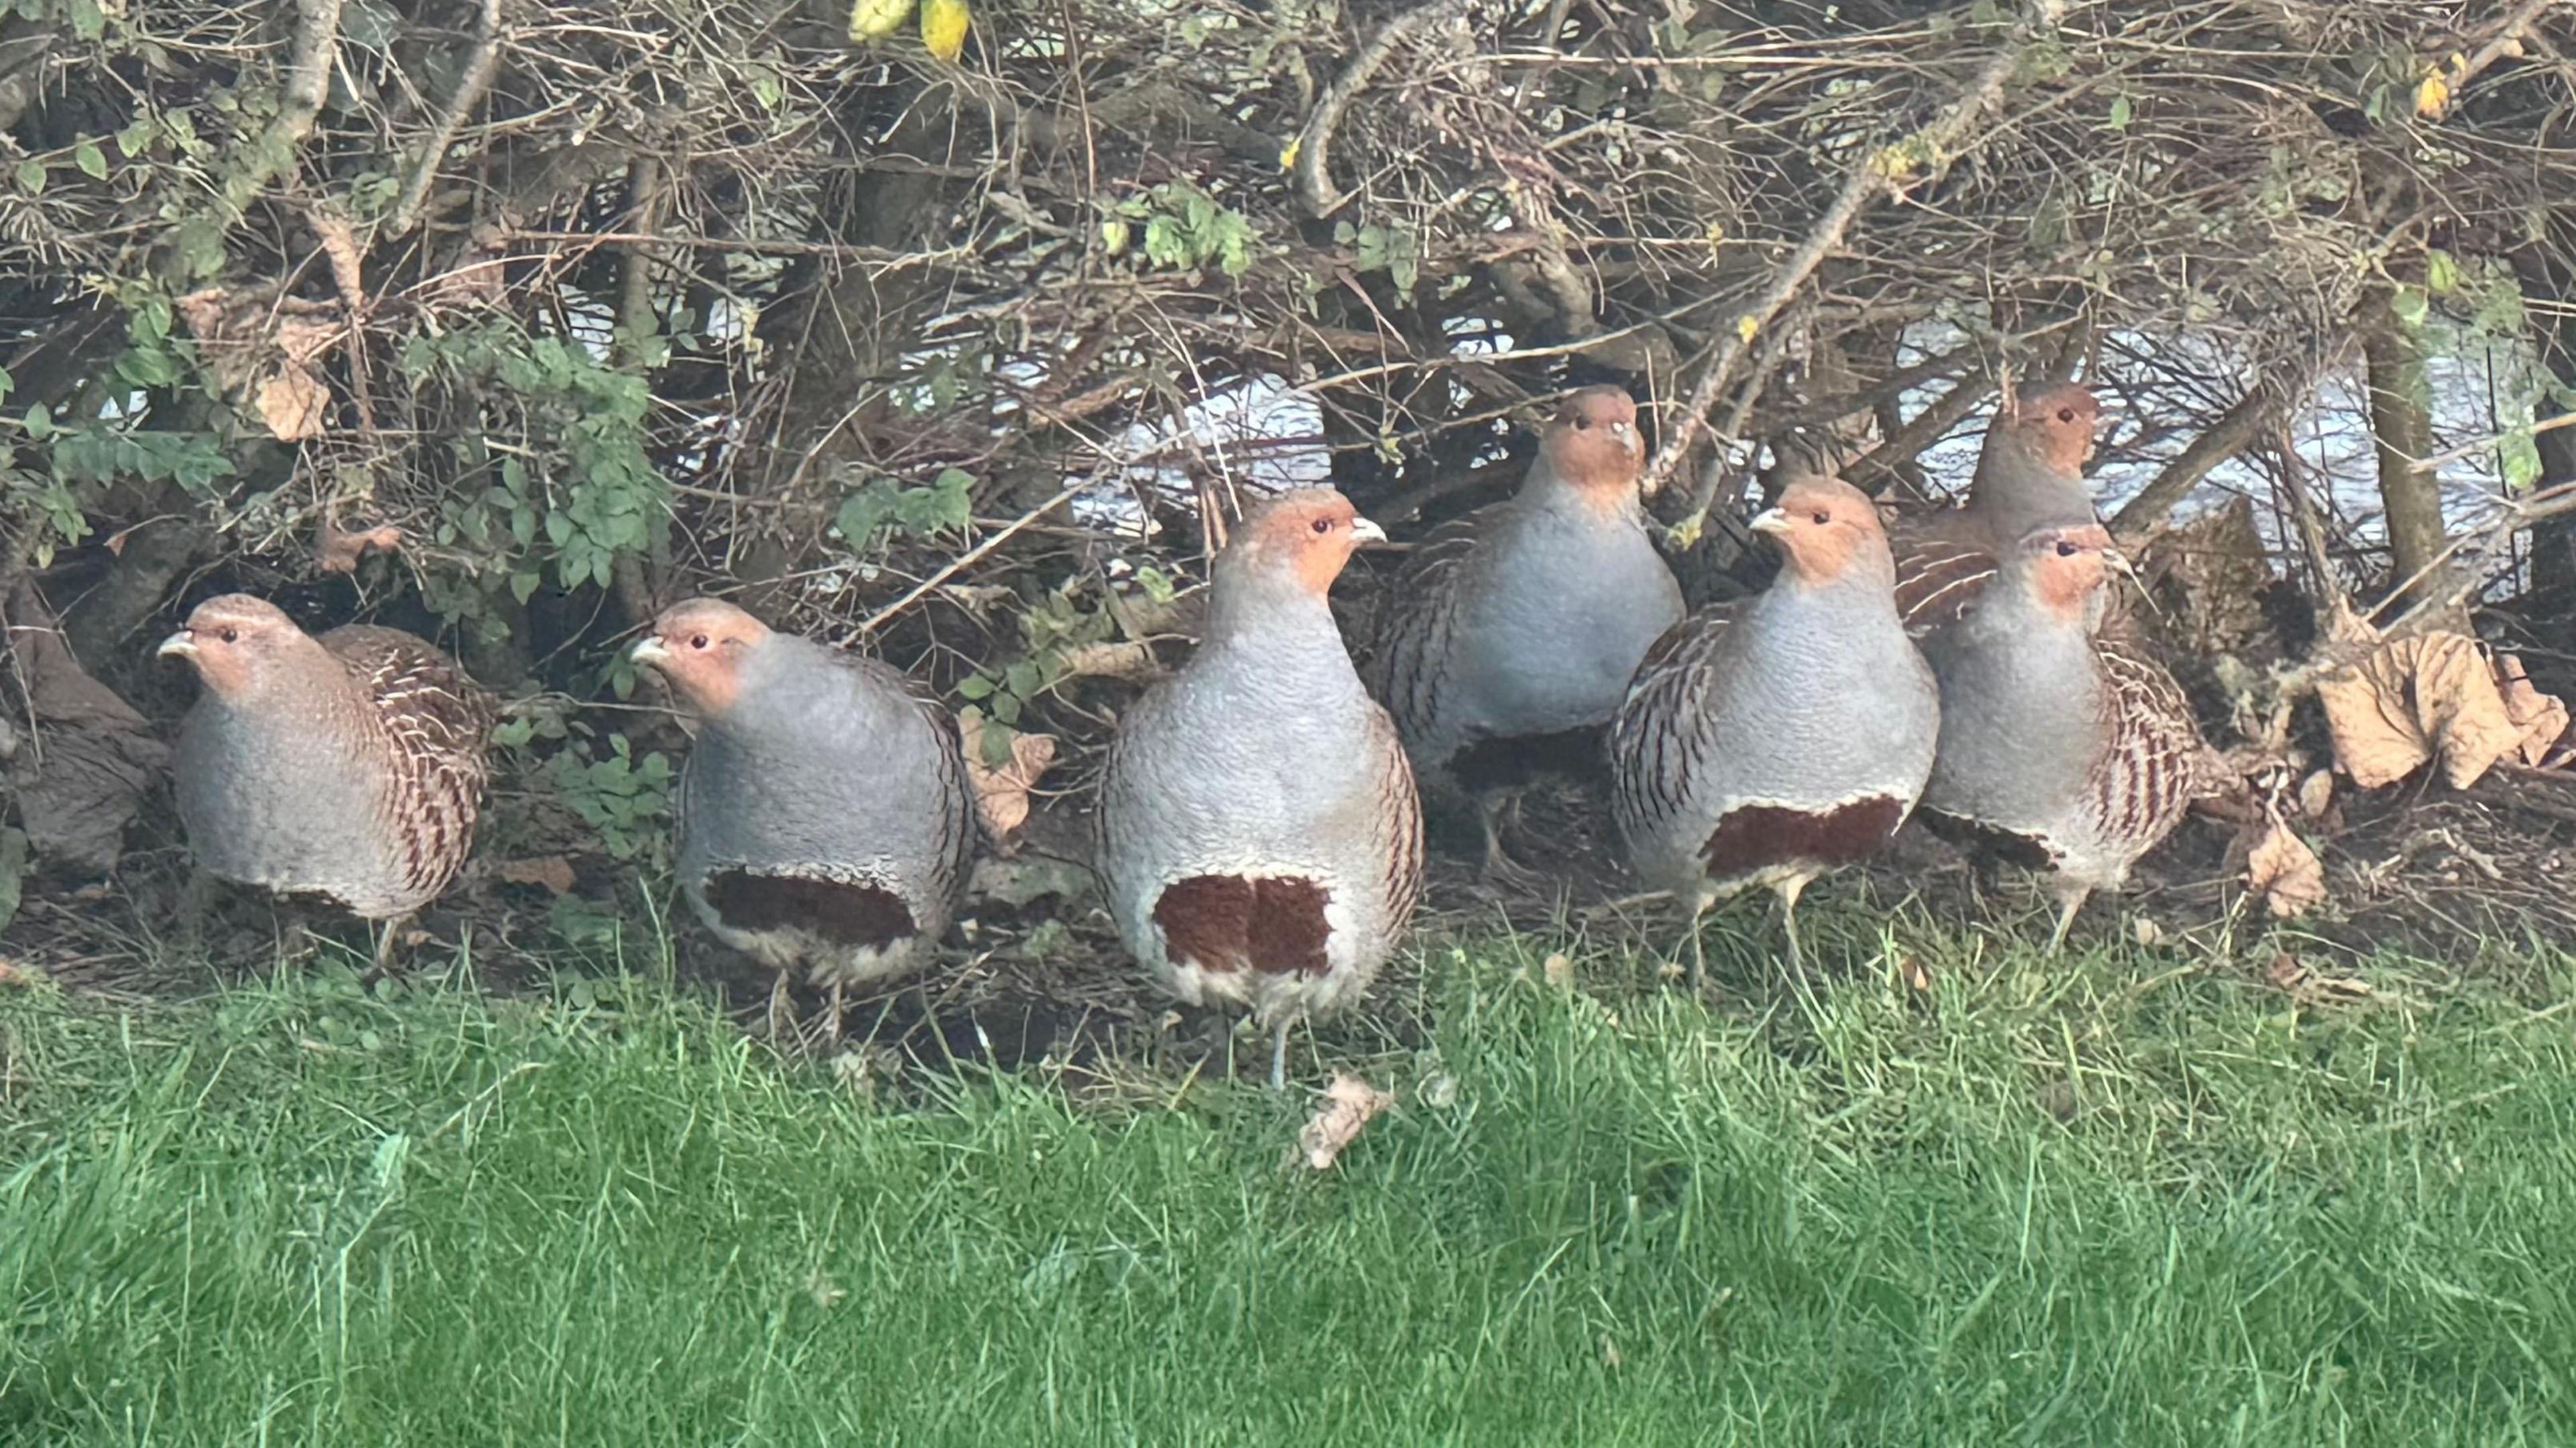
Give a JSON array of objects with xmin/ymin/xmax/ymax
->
[
  {"xmin": 847, "ymin": 0, "xmax": 913, "ymax": 42},
  {"xmin": 1277, "ymin": 137, "xmax": 1299, "ymax": 172},
  {"xmin": 1735, "ymin": 314, "xmax": 1759, "ymax": 344},
  {"xmin": 920, "ymin": 0, "xmax": 969, "ymax": 62},
  {"xmin": 2414, "ymin": 69, "xmax": 2450, "ymax": 119}
]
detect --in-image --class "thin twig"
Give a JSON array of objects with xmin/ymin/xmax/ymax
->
[
  {"xmin": 1291, "ymin": 0, "xmax": 1480, "ymax": 218},
  {"xmin": 851, "ymin": 481, "xmax": 1089, "ymax": 637},
  {"xmin": 390, "ymin": 0, "xmax": 506, "ymax": 235},
  {"xmin": 1639, "ymin": 0, "xmax": 2068, "ymax": 498},
  {"xmin": 2408, "ymin": 409, "xmax": 2576, "ymax": 475}
]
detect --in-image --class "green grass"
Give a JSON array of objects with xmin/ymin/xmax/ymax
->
[{"xmin": 3, "ymin": 923, "xmax": 2575, "ymax": 1445}]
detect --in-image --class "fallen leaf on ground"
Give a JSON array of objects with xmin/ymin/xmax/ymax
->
[
  {"xmin": 1542, "ymin": 952, "xmax": 1573, "ymax": 988},
  {"xmin": 2314, "ymin": 628, "xmax": 2551, "ymax": 789},
  {"xmin": 2494, "ymin": 652, "xmax": 2572, "ymax": 768},
  {"xmin": 958, "ymin": 714, "xmax": 1056, "ymax": 847},
  {"xmin": 1297, "ymin": 1074, "xmax": 1391, "ymax": 1170},
  {"xmin": 317, "ymin": 520, "xmax": 404, "ymax": 573},
  {"xmin": 497, "ymin": 856, "xmax": 577, "ymax": 894},
  {"xmin": 2244, "ymin": 812, "xmax": 2327, "ymax": 918},
  {"xmin": 2296, "ymin": 769, "xmax": 2334, "ymax": 820}
]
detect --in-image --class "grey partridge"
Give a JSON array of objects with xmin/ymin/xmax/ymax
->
[
  {"xmin": 1362, "ymin": 385, "xmax": 1685, "ymax": 879},
  {"xmin": 1099, "ymin": 488, "xmax": 1423, "ymax": 1088},
  {"xmin": 1888, "ymin": 383, "xmax": 2106, "ymax": 636},
  {"xmin": 1915, "ymin": 523, "xmax": 2218, "ymax": 949},
  {"xmin": 160, "ymin": 594, "xmax": 495, "ymax": 966},
  {"xmin": 633, "ymin": 598, "xmax": 975, "ymax": 1037},
  {"xmin": 1611, "ymin": 474, "xmax": 1939, "ymax": 983}
]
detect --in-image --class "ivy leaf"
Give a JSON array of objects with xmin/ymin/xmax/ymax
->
[
  {"xmin": 15, "ymin": 158, "xmax": 44, "ymax": 195},
  {"xmin": 73, "ymin": 140, "xmax": 107, "ymax": 180}
]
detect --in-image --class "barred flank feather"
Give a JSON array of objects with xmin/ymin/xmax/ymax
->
[
  {"xmin": 1358, "ymin": 508, "xmax": 1486, "ymax": 753},
  {"xmin": 320, "ymin": 625, "xmax": 497, "ymax": 905},
  {"xmin": 2086, "ymin": 634, "xmax": 2201, "ymax": 864},
  {"xmin": 1890, "ymin": 532, "xmax": 2000, "ymax": 637},
  {"xmin": 1608, "ymin": 608, "xmax": 1737, "ymax": 852}
]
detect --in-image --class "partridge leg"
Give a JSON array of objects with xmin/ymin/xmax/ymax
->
[
  {"xmin": 178, "ymin": 869, "xmax": 218, "ymax": 956},
  {"xmin": 2045, "ymin": 885, "xmax": 2092, "ymax": 954},
  {"xmin": 1477, "ymin": 791, "xmax": 1550, "ymax": 893},
  {"xmin": 371, "ymin": 917, "xmax": 402, "ymax": 975},
  {"xmin": 1269, "ymin": 1017, "xmax": 1292, "ymax": 1092},
  {"xmin": 765, "ymin": 969, "xmax": 795, "ymax": 1044},
  {"xmin": 826, "ymin": 978, "xmax": 847, "ymax": 1049},
  {"xmin": 1776, "ymin": 874, "xmax": 1812, "ymax": 981}
]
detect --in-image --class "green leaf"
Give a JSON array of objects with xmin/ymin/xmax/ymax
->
[
  {"xmin": 2389, "ymin": 284, "xmax": 2430, "ymax": 329},
  {"xmin": 72, "ymin": 140, "xmax": 107, "ymax": 180},
  {"xmin": 67, "ymin": 0, "xmax": 101, "ymax": 40},
  {"xmin": 2500, "ymin": 428, "xmax": 2544, "ymax": 492},
  {"xmin": 1004, "ymin": 659, "xmax": 1040, "ymax": 700},
  {"xmin": 1133, "ymin": 565, "xmax": 1175, "ymax": 606},
  {"xmin": 2106, "ymin": 95, "xmax": 2132, "ymax": 130},
  {"xmin": 956, "ymin": 673, "xmax": 997, "ymax": 700},
  {"xmin": 14, "ymin": 158, "xmax": 43, "ymax": 194},
  {"xmin": 2424, "ymin": 247, "xmax": 2460, "ymax": 296},
  {"xmin": 117, "ymin": 114, "xmax": 156, "ymax": 158},
  {"xmin": 23, "ymin": 402, "xmax": 52, "ymax": 440}
]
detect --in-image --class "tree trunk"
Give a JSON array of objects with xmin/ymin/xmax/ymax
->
[{"xmin": 2360, "ymin": 288, "xmax": 2445, "ymax": 606}]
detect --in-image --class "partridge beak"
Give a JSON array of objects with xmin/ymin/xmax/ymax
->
[
  {"xmin": 1748, "ymin": 506, "xmax": 1791, "ymax": 537},
  {"xmin": 156, "ymin": 629, "xmax": 196, "ymax": 659},
  {"xmin": 1348, "ymin": 515, "xmax": 1387, "ymax": 545},
  {"xmin": 1609, "ymin": 420, "xmax": 1638, "ymax": 455},
  {"xmin": 630, "ymin": 635, "xmax": 672, "ymax": 667}
]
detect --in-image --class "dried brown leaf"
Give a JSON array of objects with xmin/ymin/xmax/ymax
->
[
  {"xmin": 254, "ymin": 366, "xmax": 329, "ymax": 441},
  {"xmin": 497, "ymin": 856, "xmax": 577, "ymax": 894},
  {"xmin": 958, "ymin": 714, "xmax": 1056, "ymax": 846},
  {"xmin": 2315, "ymin": 630, "xmax": 2527, "ymax": 790},
  {"xmin": 2494, "ymin": 653, "xmax": 2571, "ymax": 769},
  {"xmin": 2296, "ymin": 769, "xmax": 2334, "ymax": 820},
  {"xmin": 1297, "ymin": 1074, "xmax": 1391, "ymax": 1170},
  {"xmin": 317, "ymin": 520, "xmax": 404, "ymax": 573},
  {"xmin": 1542, "ymin": 951, "xmax": 1573, "ymax": 988},
  {"xmin": 2245, "ymin": 813, "xmax": 2327, "ymax": 918}
]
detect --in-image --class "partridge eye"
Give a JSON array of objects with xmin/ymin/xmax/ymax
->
[
  {"xmin": 1810, "ymin": 510, "xmax": 1831, "ymax": 526},
  {"xmin": 690, "ymin": 634, "xmax": 710, "ymax": 650},
  {"xmin": 2055, "ymin": 541, "xmax": 2081, "ymax": 558},
  {"xmin": 1573, "ymin": 416, "xmax": 1590, "ymax": 430},
  {"xmin": 2058, "ymin": 408, "xmax": 2078, "ymax": 424},
  {"xmin": 1310, "ymin": 516, "xmax": 1334, "ymax": 535},
  {"xmin": 219, "ymin": 627, "xmax": 239, "ymax": 644}
]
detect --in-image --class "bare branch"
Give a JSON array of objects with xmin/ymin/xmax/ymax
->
[
  {"xmin": 1291, "ymin": 0, "xmax": 1479, "ymax": 219},
  {"xmin": 1638, "ymin": 0, "xmax": 2070, "ymax": 498},
  {"xmin": 2110, "ymin": 376, "xmax": 2292, "ymax": 538},
  {"xmin": 390, "ymin": 0, "xmax": 507, "ymax": 236}
]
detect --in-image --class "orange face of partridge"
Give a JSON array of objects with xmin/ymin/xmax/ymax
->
[
  {"xmin": 1998, "ymin": 384, "xmax": 2102, "ymax": 476},
  {"xmin": 1538, "ymin": 386, "xmax": 1644, "ymax": 502},
  {"xmin": 632, "ymin": 598, "xmax": 773, "ymax": 714},
  {"xmin": 1232, "ymin": 488, "xmax": 1385, "ymax": 597},
  {"xmin": 1751, "ymin": 476, "xmax": 1886, "ymax": 585},
  {"xmin": 157, "ymin": 594, "xmax": 312, "ymax": 698},
  {"xmin": 2018, "ymin": 523, "xmax": 2112, "ymax": 622}
]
